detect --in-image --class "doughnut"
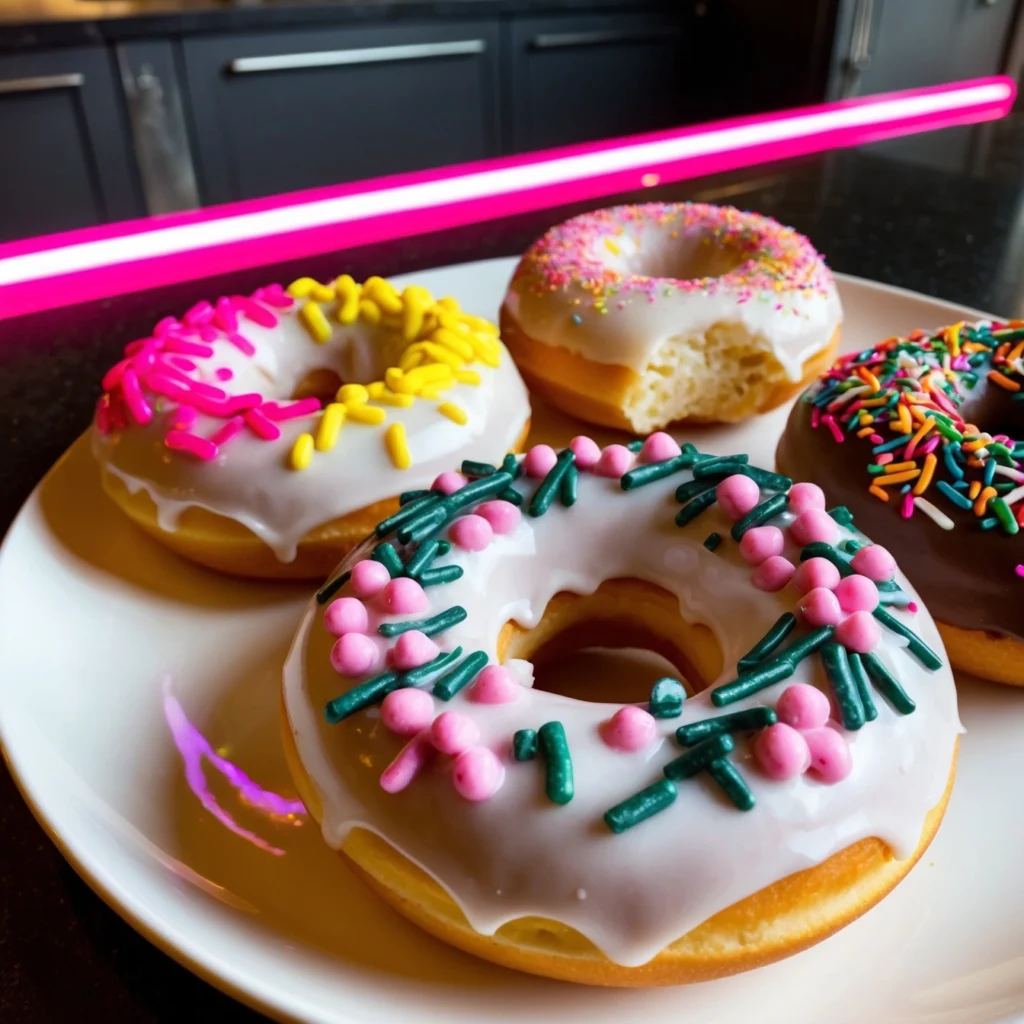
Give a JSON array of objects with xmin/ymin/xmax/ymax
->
[
  {"xmin": 92, "ymin": 276, "xmax": 530, "ymax": 579},
  {"xmin": 777, "ymin": 319, "xmax": 1024, "ymax": 686},
  {"xmin": 500, "ymin": 203, "xmax": 842, "ymax": 432},
  {"xmin": 282, "ymin": 436, "xmax": 959, "ymax": 985}
]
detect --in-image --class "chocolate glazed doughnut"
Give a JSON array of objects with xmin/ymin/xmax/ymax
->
[{"xmin": 777, "ymin": 320, "xmax": 1024, "ymax": 685}]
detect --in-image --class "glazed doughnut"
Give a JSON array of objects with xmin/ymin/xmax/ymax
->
[
  {"xmin": 92, "ymin": 276, "xmax": 530, "ymax": 579},
  {"xmin": 777, "ymin": 319, "xmax": 1024, "ymax": 686},
  {"xmin": 500, "ymin": 203, "xmax": 842, "ymax": 432},
  {"xmin": 282, "ymin": 436, "xmax": 959, "ymax": 985}
]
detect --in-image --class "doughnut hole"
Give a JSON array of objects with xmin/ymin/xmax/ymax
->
[
  {"xmin": 290, "ymin": 367, "xmax": 344, "ymax": 403},
  {"xmin": 496, "ymin": 578, "xmax": 722, "ymax": 704}
]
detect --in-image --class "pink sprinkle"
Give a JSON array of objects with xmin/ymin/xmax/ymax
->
[
  {"xmin": 852, "ymin": 544, "xmax": 896, "ymax": 582},
  {"xmin": 776, "ymin": 684, "xmax": 830, "ymax": 730},
  {"xmin": 900, "ymin": 492, "xmax": 915, "ymax": 519},
  {"xmin": 594, "ymin": 444, "xmax": 633, "ymax": 478},
  {"xmin": 214, "ymin": 296, "xmax": 239, "ymax": 333},
  {"xmin": 468, "ymin": 664, "xmax": 519, "ymax": 704},
  {"xmin": 430, "ymin": 711, "xmax": 480, "ymax": 755},
  {"xmin": 380, "ymin": 688, "xmax": 433, "ymax": 736},
  {"xmin": 787, "ymin": 482, "xmax": 826, "ymax": 515},
  {"xmin": 476, "ymin": 500, "xmax": 520, "ymax": 534},
  {"xmin": 262, "ymin": 397, "xmax": 321, "ymax": 421},
  {"xmin": 790, "ymin": 557, "xmax": 841, "ymax": 596},
  {"xmin": 908, "ymin": 601, "xmax": 919, "ymax": 613},
  {"xmin": 382, "ymin": 577, "xmax": 429, "ymax": 615},
  {"xmin": 638, "ymin": 432, "xmax": 682, "ymax": 463},
  {"xmin": 124, "ymin": 337, "xmax": 152, "ymax": 356},
  {"xmin": 324, "ymin": 596, "xmax": 369, "ymax": 637},
  {"xmin": 170, "ymin": 356, "xmax": 198, "ymax": 372},
  {"xmin": 165, "ymin": 337, "xmax": 215, "ymax": 358},
  {"xmin": 1016, "ymin": 565, "xmax": 1024, "ymax": 579},
  {"xmin": 244, "ymin": 407, "xmax": 282, "ymax": 441},
  {"xmin": 165, "ymin": 430, "xmax": 217, "ymax": 461},
  {"xmin": 835, "ymin": 574, "xmax": 879, "ymax": 613},
  {"xmin": 351, "ymin": 559, "xmax": 391, "ymax": 598},
  {"xmin": 380, "ymin": 735, "xmax": 434, "ymax": 793},
  {"xmin": 876, "ymin": 452, "xmax": 894, "ymax": 466},
  {"xmin": 255, "ymin": 284, "xmax": 294, "ymax": 309},
  {"xmin": 835, "ymin": 611, "xmax": 881, "ymax": 653},
  {"xmin": 189, "ymin": 379, "xmax": 228, "ymax": 401},
  {"xmin": 919, "ymin": 435, "xmax": 941, "ymax": 457},
  {"xmin": 431, "ymin": 471, "xmax": 466, "ymax": 495},
  {"xmin": 822, "ymin": 413, "xmax": 844, "ymax": 444},
  {"xmin": 391, "ymin": 630, "xmax": 439, "ymax": 671},
  {"xmin": 198, "ymin": 325, "xmax": 219, "ymax": 343},
  {"xmin": 753, "ymin": 723, "xmax": 810, "ymax": 780},
  {"xmin": 153, "ymin": 316, "xmax": 179, "ymax": 337},
  {"xmin": 330, "ymin": 632, "xmax": 379, "ymax": 676},
  {"xmin": 523, "ymin": 444, "xmax": 558, "ymax": 478},
  {"xmin": 208, "ymin": 415, "xmax": 245, "ymax": 447},
  {"xmin": 451, "ymin": 746, "xmax": 504, "ymax": 801},
  {"xmin": 173, "ymin": 405, "xmax": 197, "ymax": 429},
  {"xmin": 183, "ymin": 300, "xmax": 215, "ymax": 327},
  {"xmin": 798, "ymin": 587, "xmax": 842, "ymax": 627},
  {"xmin": 450, "ymin": 514, "xmax": 493, "ymax": 552},
  {"xmin": 790, "ymin": 509, "xmax": 839, "ymax": 546},
  {"xmin": 600, "ymin": 706, "xmax": 657, "ymax": 752},
  {"xmin": 811, "ymin": 407, "xmax": 821, "ymax": 429},
  {"xmin": 215, "ymin": 367, "xmax": 233, "ymax": 381},
  {"xmin": 717, "ymin": 474, "xmax": 760, "ymax": 521},
  {"xmin": 739, "ymin": 525, "xmax": 784, "ymax": 565},
  {"xmin": 101, "ymin": 359, "xmax": 129, "ymax": 391},
  {"xmin": 226, "ymin": 392, "xmax": 263, "ymax": 414},
  {"xmin": 231, "ymin": 295, "xmax": 277, "ymax": 328},
  {"xmin": 752, "ymin": 555, "xmax": 795, "ymax": 591},
  {"xmin": 805, "ymin": 727, "xmax": 852, "ymax": 784},
  {"xmin": 569, "ymin": 435, "xmax": 602, "ymax": 469},
  {"xmin": 226, "ymin": 332, "xmax": 256, "ymax": 357},
  {"xmin": 869, "ymin": 433, "xmax": 884, "ymax": 444},
  {"xmin": 120, "ymin": 367, "xmax": 153, "ymax": 425},
  {"xmin": 151, "ymin": 358, "xmax": 191, "ymax": 385}
]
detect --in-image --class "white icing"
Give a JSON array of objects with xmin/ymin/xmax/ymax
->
[
  {"xmin": 91, "ymin": 301, "xmax": 531, "ymax": 563},
  {"xmin": 282, "ymin": 462, "xmax": 961, "ymax": 967}
]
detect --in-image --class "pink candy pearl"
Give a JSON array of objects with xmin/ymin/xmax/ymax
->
[
  {"xmin": 382, "ymin": 576, "xmax": 429, "ymax": 615},
  {"xmin": 716, "ymin": 474, "xmax": 760, "ymax": 521},
  {"xmin": 752, "ymin": 555, "xmax": 796, "ymax": 591},
  {"xmin": 834, "ymin": 574, "xmax": 879, "ymax": 613},
  {"xmin": 739, "ymin": 525, "xmax": 784, "ymax": 565},
  {"xmin": 776, "ymin": 683, "xmax": 831, "ymax": 730},
  {"xmin": 798, "ymin": 586, "xmax": 843, "ymax": 627},
  {"xmin": 450, "ymin": 513, "xmax": 494, "ymax": 551},
  {"xmin": 601, "ymin": 706, "xmax": 657, "ymax": 752},
  {"xmin": 350, "ymin": 559, "xmax": 391, "ymax": 599},
  {"xmin": 469, "ymin": 664, "xmax": 519, "ymax": 704},
  {"xmin": 790, "ymin": 508, "xmax": 839, "ymax": 546},
  {"xmin": 524, "ymin": 444, "xmax": 557, "ymax": 478},
  {"xmin": 805, "ymin": 727, "xmax": 853, "ymax": 783},
  {"xmin": 324, "ymin": 597, "xmax": 368, "ymax": 637},
  {"xmin": 430, "ymin": 711, "xmax": 480, "ymax": 755},
  {"xmin": 754, "ymin": 723, "xmax": 811, "ymax": 780},
  {"xmin": 791, "ymin": 557, "xmax": 841, "ymax": 596},
  {"xmin": 330, "ymin": 632, "xmax": 379, "ymax": 676},
  {"xmin": 380, "ymin": 688, "xmax": 434, "ymax": 736},
  {"xmin": 431, "ymin": 471, "xmax": 466, "ymax": 495},
  {"xmin": 851, "ymin": 544, "xmax": 897, "ymax": 583},
  {"xmin": 476, "ymin": 500, "xmax": 520, "ymax": 535},
  {"xmin": 570, "ymin": 435, "xmax": 602, "ymax": 469},
  {"xmin": 380, "ymin": 734, "xmax": 433, "ymax": 793},
  {"xmin": 788, "ymin": 482, "xmax": 826, "ymax": 515},
  {"xmin": 451, "ymin": 746, "xmax": 504, "ymax": 801},
  {"xmin": 390, "ymin": 630, "xmax": 439, "ymax": 670},
  {"xmin": 835, "ymin": 610, "xmax": 882, "ymax": 653},
  {"xmin": 594, "ymin": 444, "xmax": 633, "ymax": 478},
  {"xmin": 639, "ymin": 432, "xmax": 682, "ymax": 463}
]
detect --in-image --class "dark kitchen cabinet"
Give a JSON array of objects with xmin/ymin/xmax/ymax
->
[
  {"xmin": 181, "ymin": 21, "xmax": 502, "ymax": 205},
  {"xmin": 0, "ymin": 47, "xmax": 141, "ymax": 243},
  {"xmin": 504, "ymin": 12, "xmax": 686, "ymax": 153}
]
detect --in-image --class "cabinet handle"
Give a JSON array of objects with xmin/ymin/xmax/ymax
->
[
  {"xmin": 530, "ymin": 28, "xmax": 680, "ymax": 50},
  {"xmin": 0, "ymin": 73, "xmax": 84, "ymax": 95},
  {"xmin": 229, "ymin": 39, "xmax": 485, "ymax": 75}
]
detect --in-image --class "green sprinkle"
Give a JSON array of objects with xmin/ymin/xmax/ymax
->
[
  {"xmin": 649, "ymin": 677, "xmax": 686, "ymax": 718},
  {"xmin": 937, "ymin": 479, "xmax": 973, "ymax": 510},
  {"xmin": 621, "ymin": 451, "xmax": 706, "ymax": 490},
  {"xmin": 374, "ymin": 493, "xmax": 441, "ymax": 538},
  {"xmin": 538, "ymin": 721, "xmax": 574, "ymax": 804},
  {"xmin": 378, "ymin": 605, "xmax": 468, "ymax": 638},
  {"xmin": 711, "ymin": 658, "xmax": 794, "ymax": 707},
  {"xmin": 827, "ymin": 506, "xmax": 854, "ymax": 527},
  {"xmin": 872, "ymin": 607, "xmax": 943, "ymax": 669},
  {"xmin": 604, "ymin": 778, "xmax": 677, "ymax": 833},
  {"xmin": 501, "ymin": 453, "xmax": 522, "ymax": 480},
  {"xmin": 398, "ymin": 471, "xmax": 514, "ymax": 544},
  {"xmin": 663, "ymin": 733, "xmax": 733, "ymax": 781},
  {"xmin": 989, "ymin": 441, "xmax": 1015, "ymax": 463},
  {"xmin": 799, "ymin": 542, "xmax": 901, "ymax": 594},
  {"xmin": 776, "ymin": 624, "xmax": 836, "ymax": 666},
  {"xmin": 399, "ymin": 489, "xmax": 430, "ymax": 505},
  {"xmin": 460, "ymin": 459, "xmax": 496, "ymax": 477},
  {"xmin": 820, "ymin": 642, "xmax": 865, "ymax": 730},
  {"xmin": 675, "ymin": 488, "xmax": 717, "ymax": 526},
  {"xmin": 991, "ymin": 496, "xmax": 1019, "ymax": 535},
  {"xmin": 395, "ymin": 505, "xmax": 449, "ymax": 546},
  {"xmin": 315, "ymin": 569, "xmax": 351, "ymax": 605},
  {"xmin": 692, "ymin": 454, "xmax": 749, "ymax": 479},
  {"xmin": 675, "ymin": 706, "xmax": 777, "ymax": 746},
  {"xmin": 371, "ymin": 542, "xmax": 404, "ymax": 578},
  {"xmin": 738, "ymin": 612, "xmax": 797, "ymax": 671},
  {"xmin": 325, "ymin": 670, "xmax": 400, "ymax": 724},
  {"xmin": 529, "ymin": 449, "xmax": 576, "ymax": 517},
  {"xmin": 842, "ymin": 539, "xmax": 866, "ymax": 555},
  {"xmin": 436, "ymin": 540, "xmax": 451, "ymax": 556},
  {"xmin": 730, "ymin": 493, "xmax": 787, "ymax": 541},
  {"xmin": 737, "ymin": 465, "xmax": 792, "ymax": 491},
  {"xmin": 432, "ymin": 650, "xmax": 488, "ymax": 700},
  {"xmin": 675, "ymin": 478, "xmax": 718, "ymax": 503},
  {"xmin": 560, "ymin": 464, "xmax": 579, "ymax": 507},
  {"xmin": 418, "ymin": 565, "xmax": 464, "ymax": 587},
  {"xmin": 861, "ymin": 652, "xmax": 916, "ymax": 714},
  {"xmin": 848, "ymin": 653, "xmax": 878, "ymax": 722},
  {"xmin": 513, "ymin": 728, "xmax": 538, "ymax": 761},
  {"xmin": 706, "ymin": 759, "xmax": 755, "ymax": 811},
  {"xmin": 402, "ymin": 646, "xmax": 463, "ymax": 685},
  {"xmin": 403, "ymin": 539, "xmax": 441, "ymax": 578},
  {"xmin": 497, "ymin": 487, "xmax": 523, "ymax": 506},
  {"xmin": 703, "ymin": 532, "xmax": 722, "ymax": 551},
  {"xmin": 984, "ymin": 458, "xmax": 998, "ymax": 487},
  {"xmin": 626, "ymin": 439, "xmax": 644, "ymax": 453}
]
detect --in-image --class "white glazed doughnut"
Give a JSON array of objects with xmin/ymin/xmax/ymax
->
[
  {"xmin": 282, "ymin": 435, "xmax": 959, "ymax": 985},
  {"xmin": 92, "ymin": 275, "xmax": 530, "ymax": 578},
  {"xmin": 500, "ymin": 203, "xmax": 842, "ymax": 431}
]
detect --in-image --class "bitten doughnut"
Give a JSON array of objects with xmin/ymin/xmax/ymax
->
[
  {"xmin": 282, "ymin": 436, "xmax": 959, "ymax": 985},
  {"xmin": 778, "ymin": 319, "xmax": 1024, "ymax": 686},
  {"xmin": 92, "ymin": 276, "xmax": 530, "ymax": 579},
  {"xmin": 500, "ymin": 203, "xmax": 842, "ymax": 431}
]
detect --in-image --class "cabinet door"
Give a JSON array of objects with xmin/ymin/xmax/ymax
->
[
  {"xmin": 182, "ymin": 22, "xmax": 501, "ymax": 205},
  {"xmin": 0, "ymin": 47, "xmax": 140, "ymax": 243},
  {"xmin": 506, "ymin": 12, "xmax": 685, "ymax": 154}
]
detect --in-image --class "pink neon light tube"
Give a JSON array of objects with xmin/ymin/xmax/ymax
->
[{"xmin": 0, "ymin": 75, "xmax": 1014, "ymax": 321}]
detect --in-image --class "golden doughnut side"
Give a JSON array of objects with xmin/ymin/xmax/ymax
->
[{"xmin": 936, "ymin": 621, "xmax": 1024, "ymax": 687}]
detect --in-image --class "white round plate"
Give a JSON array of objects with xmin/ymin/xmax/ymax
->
[{"xmin": 2, "ymin": 259, "xmax": 1023, "ymax": 1024}]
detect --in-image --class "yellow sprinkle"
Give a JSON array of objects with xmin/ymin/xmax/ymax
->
[
  {"xmin": 347, "ymin": 404, "xmax": 387, "ymax": 426},
  {"xmin": 963, "ymin": 435, "xmax": 990, "ymax": 452},
  {"xmin": 405, "ymin": 363, "xmax": 453, "ymax": 392},
  {"xmin": 335, "ymin": 275, "xmax": 361, "ymax": 324},
  {"xmin": 857, "ymin": 410, "xmax": 873, "ymax": 425},
  {"xmin": 431, "ymin": 327, "xmax": 475, "ymax": 359},
  {"xmin": 338, "ymin": 383, "xmax": 369, "ymax": 406},
  {"xmin": 859, "ymin": 368, "xmax": 881, "ymax": 392},
  {"xmin": 455, "ymin": 369, "xmax": 481, "ymax": 385},
  {"xmin": 461, "ymin": 312, "xmax": 499, "ymax": 335},
  {"xmin": 605, "ymin": 237, "xmax": 621, "ymax": 255},
  {"xmin": 437, "ymin": 312, "xmax": 472, "ymax": 335},
  {"xmin": 290, "ymin": 433, "xmax": 314, "ymax": 470},
  {"xmin": 366, "ymin": 381, "xmax": 386, "ymax": 399},
  {"xmin": 974, "ymin": 485, "xmax": 997, "ymax": 516},
  {"xmin": 869, "ymin": 484, "xmax": 889, "ymax": 502},
  {"xmin": 876, "ymin": 470, "xmax": 920, "ymax": 486},
  {"xmin": 856, "ymin": 426, "xmax": 875, "ymax": 438},
  {"xmin": 419, "ymin": 341, "xmax": 463, "ymax": 368},
  {"xmin": 384, "ymin": 422, "xmax": 411, "ymax": 469},
  {"xmin": 358, "ymin": 299, "xmax": 381, "ymax": 325},
  {"xmin": 418, "ymin": 384, "xmax": 444, "ymax": 400},
  {"xmin": 438, "ymin": 402, "xmax": 468, "ymax": 425},
  {"xmin": 286, "ymin": 277, "xmax": 319, "ymax": 299},
  {"xmin": 386, "ymin": 367, "xmax": 410, "ymax": 393},
  {"xmin": 315, "ymin": 403, "xmax": 345, "ymax": 452},
  {"xmin": 946, "ymin": 321, "xmax": 962, "ymax": 356},
  {"xmin": 893, "ymin": 403, "xmax": 912, "ymax": 434},
  {"xmin": 968, "ymin": 480, "xmax": 982, "ymax": 500},
  {"xmin": 436, "ymin": 296, "xmax": 461, "ymax": 313},
  {"xmin": 299, "ymin": 300, "xmax": 332, "ymax": 344},
  {"xmin": 312, "ymin": 283, "xmax": 336, "ymax": 302},
  {"xmin": 398, "ymin": 346, "xmax": 424, "ymax": 372},
  {"xmin": 372, "ymin": 389, "xmax": 415, "ymax": 408},
  {"xmin": 403, "ymin": 284, "xmax": 433, "ymax": 308},
  {"xmin": 906, "ymin": 416, "xmax": 935, "ymax": 453},
  {"xmin": 402, "ymin": 287, "xmax": 433, "ymax": 342},
  {"xmin": 363, "ymin": 276, "xmax": 403, "ymax": 315},
  {"xmin": 884, "ymin": 461, "xmax": 917, "ymax": 473},
  {"xmin": 468, "ymin": 333, "xmax": 501, "ymax": 368},
  {"xmin": 912, "ymin": 452, "xmax": 937, "ymax": 496}
]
